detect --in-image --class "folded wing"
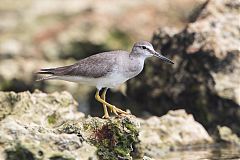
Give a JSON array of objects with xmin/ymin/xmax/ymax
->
[{"xmin": 36, "ymin": 52, "xmax": 118, "ymax": 81}]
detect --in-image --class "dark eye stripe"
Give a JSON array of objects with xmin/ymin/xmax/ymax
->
[
  {"xmin": 141, "ymin": 46, "xmax": 147, "ymax": 49},
  {"xmin": 139, "ymin": 46, "xmax": 151, "ymax": 52}
]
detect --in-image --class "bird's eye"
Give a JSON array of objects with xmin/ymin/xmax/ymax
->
[{"xmin": 141, "ymin": 46, "xmax": 147, "ymax": 50}]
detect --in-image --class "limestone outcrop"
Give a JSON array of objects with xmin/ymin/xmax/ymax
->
[{"xmin": 0, "ymin": 91, "xmax": 212, "ymax": 159}]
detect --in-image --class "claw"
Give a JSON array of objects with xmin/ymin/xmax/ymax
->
[
  {"xmin": 111, "ymin": 106, "xmax": 129, "ymax": 116},
  {"xmin": 102, "ymin": 114, "xmax": 110, "ymax": 119},
  {"xmin": 112, "ymin": 106, "xmax": 119, "ymax": 116}
]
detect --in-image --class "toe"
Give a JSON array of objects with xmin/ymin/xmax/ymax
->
[{"xmin": 102, "ymin": 114, "xmax": 110, "ymax": 119}]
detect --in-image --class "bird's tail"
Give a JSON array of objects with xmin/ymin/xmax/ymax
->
[
  {"xmin": 36, "ymin": 65, "xmax": 73, "ymax": 81},
  {"xmin": 36, "ymin": 68, "xmax": 56, "ymax": 74},
  {"xmin": 36, "ymin": 68, "xmax": 56, "ymax": 81}
]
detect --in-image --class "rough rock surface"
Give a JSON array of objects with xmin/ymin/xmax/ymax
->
[
  {"xmin": 216, "ymin": 126, "xmax": 240, "ymax": 146},
  {"xmin": 138, "ymin": 109, "xmax": 213, "ymax": 158},
  {"xmin": 0, "ymin": 91, "xmax": 212, "ymax": 160},
  {"xmin": 127, "ymin": 0, "xmax": 240, "ymax": 133}
]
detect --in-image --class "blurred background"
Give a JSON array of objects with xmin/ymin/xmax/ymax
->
[{"xmin": 0, "ymin": 0, "xmax": 239, "ymax": 135}]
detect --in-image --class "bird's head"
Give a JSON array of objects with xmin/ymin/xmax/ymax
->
[{"xmin": 131, "ymin": 41, "xmax": 174, "ymax": 64}]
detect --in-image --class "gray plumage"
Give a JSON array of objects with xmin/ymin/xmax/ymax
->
[
  {"xmin": 37, "ymin": 50, "xmax": 135, "ymax": 79},
  {"xmin": 36, "ymin": 41, "xmax": 174, "ymax": 89}
]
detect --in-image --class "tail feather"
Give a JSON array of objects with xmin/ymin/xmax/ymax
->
[
  {"xmin": 36, "ymin": 68, "xmax": 57, "ymax": 75},
  {"xmin": 40, "ymin": 68, "xmax": 55, "ymax": 71},
  {"xmin": 36, "ymin": 71, "xmax": 54, "ymax": 74},
  {"xmin": 36, "ymin": 68, "xmax": 56, "ymax": 81},
  {"xmin": 36, "ymin": 65, "xmax": 73, "ymax": 81}
]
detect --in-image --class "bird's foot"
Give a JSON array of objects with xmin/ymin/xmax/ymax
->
[
  {"xmin": 102, "ymin": 113, "xmax": 110, "ymax": 119},
  {"xmin": 110, "ymin": 106, "xmax": 130, "ymax": 116}
]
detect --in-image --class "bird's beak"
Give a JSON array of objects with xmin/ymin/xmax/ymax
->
[{"xmin": 152, "ymin": 50, "xmax": 174, "ymax": 64}]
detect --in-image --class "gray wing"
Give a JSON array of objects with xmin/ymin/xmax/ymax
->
[{"xmin": 37, "ymin": 51, "xmax": 121, "ymax": 78}]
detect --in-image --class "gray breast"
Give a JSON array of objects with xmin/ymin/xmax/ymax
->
[{"xmin": 121, "ymin": 56, "xmax": 144, "ymax": 79}]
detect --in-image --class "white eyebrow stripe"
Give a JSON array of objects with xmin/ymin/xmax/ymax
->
[
  {"xmin": 146, "ymin": 46, "xmax": 153, "ymax": 50},
  {"xmin": 142, "ymin": 46, "xmax": 153, "ymax": 52},
  {"xmin": 137, "ymin": 45, "xmax": 154, "ymax": 54},
  {"xmin": 139, "ymin": 45, "xmax": 153, "ymax": 50}
]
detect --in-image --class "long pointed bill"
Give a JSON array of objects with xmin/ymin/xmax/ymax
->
[{"xmin": 153, "ymin": 51, "xmax": 174, "ymax": 64}]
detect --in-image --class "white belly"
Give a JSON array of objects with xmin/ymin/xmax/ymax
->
[{"xmin": 56, "ymin": 73, "xmax": 129, "ymax": 89}]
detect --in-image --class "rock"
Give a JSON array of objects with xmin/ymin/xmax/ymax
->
[
  {"xmin": 0, "ymin": 91, "xmax": 93, "ymax": 160},
  {"xmin": 216, "ymin": 126, "xmax": 240, "ymax": 146},
  {"xmin": 138, "ymin": 109, "xmax": 213, "ymax": 157},
  {"xmin": 127, "ymin": 0, "xmax": 240, "ymax": 133},
  {"xmin": 0, "ymin": 91, "xmax": 139, "ymax": 160},
  {"xmin": 58, "ymin": 116, "xmax": 139, "ymax": 160},
  {"xmin": 0, "ymin": 90, "xmax": 84, "ymax": 124},
  {"xmin": 142, "ymin": 156, "xmax": 156, "ymax": 160},
  {"xmin": 0, "ymin": 91, "xmax": 212, "ymax": 159}
]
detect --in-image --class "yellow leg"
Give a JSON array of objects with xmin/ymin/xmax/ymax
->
[
  {"xmin": 101, "ymin": 88, "xmax": 110, "ymax": 119},
  {"xmin": 95, "ymin": 89, "xmax": 129, "ymax": 117}
]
